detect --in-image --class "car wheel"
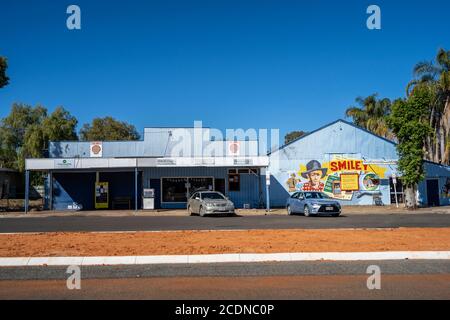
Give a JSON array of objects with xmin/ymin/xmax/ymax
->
[
  {"xmin": 332, "ymin": 212, "xmax": 341, "ymax": 217},
  {"xmin": 199, "ymin": 206, "xmax": 206, "ymax": 217},
  {"xmin": 287, "ymin": 205, "xmax": 293, "ymax": 216},
  {"xmin": 304, "ymin": 205, "xmax": 311, "ymax": 217},
  {"xmin": 188, "ymin": 206, "xmax": 194, "ymax": 216}
]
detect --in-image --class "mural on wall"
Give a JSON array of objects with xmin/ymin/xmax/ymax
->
[
  {"xmin": 442, "ymin": 178, "xmax": 450, "ymax": 198},
  {"xmin": 286, "ymin": 157, "xmax": 388, "ymax": 201}
]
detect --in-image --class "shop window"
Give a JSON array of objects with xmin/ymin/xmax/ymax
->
[
  {"xmin": 189, "ymin": 177, "xmax": 214, "ymax": 194},
  {"xmin": 389, "ymin": 177, "xmax": 404, "ymax": 204},
  {"xmin": 162, "ymin": 178, "xmax": 188, "ymax": 203},
  {"xmin": 228, "ymin": 174, "xmax": 240, "ymax": 191}
]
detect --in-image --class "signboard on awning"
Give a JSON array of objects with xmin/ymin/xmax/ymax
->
[{"xmin": 90, "ymin": 142, "xmax": 103, "ymax": 158}]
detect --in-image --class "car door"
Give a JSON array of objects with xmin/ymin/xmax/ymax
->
[
  {"xmin": 190, "ymin": 192, "xmax": 199, "ymax": 213},
  {"xmin": 289, "ymin": 192, "xmax": 299, "ymax": 212},
  {"xmin": 297, "ymin": 192, "xmax": 306, "ymax": 212}
]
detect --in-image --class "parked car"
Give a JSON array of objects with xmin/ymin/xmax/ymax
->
[
  {"xmin": 286, "ymin": 191, "xmax": 341, "ymax": 217},
  {"xmin": 187, "ymin": 191, "xmax": 235, "ymax": 217}
]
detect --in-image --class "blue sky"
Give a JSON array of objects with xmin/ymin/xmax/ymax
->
[{"xmin": 1, "ymin": 0, "xmax": 449, "ymax": 139}]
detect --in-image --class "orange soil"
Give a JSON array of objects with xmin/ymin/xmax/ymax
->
[{"xmin": 1, "ymin": 228, "xmax": 450, "ymax": 257}]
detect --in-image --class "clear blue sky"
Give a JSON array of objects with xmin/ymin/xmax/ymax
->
[{"xmin": 1, "ymin": 0, "xmax": 449, "ymax": 139}]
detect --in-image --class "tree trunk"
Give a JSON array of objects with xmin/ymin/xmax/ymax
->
[
  {"xmin": 441, "ymin": 96, "xmax": 450, "ymax": 164},
  {"xmin": 404, "ymin": 184, "xmax": 417, "ymax": 210}
]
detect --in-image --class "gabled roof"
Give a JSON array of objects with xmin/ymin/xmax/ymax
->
[{"xmin": 269, "ymin": 119, "xmax": 397, "ymax": 155}]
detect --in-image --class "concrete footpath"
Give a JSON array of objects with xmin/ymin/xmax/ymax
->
[{"xmin": 1, "ymin": 251, "xmax": 450, "ymax": 267}]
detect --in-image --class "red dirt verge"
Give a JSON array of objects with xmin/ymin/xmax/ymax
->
[{"xmin": 1, "ymin": 228, "xmax": 450, "ymax": 257}]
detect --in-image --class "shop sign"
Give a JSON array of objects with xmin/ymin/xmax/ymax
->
[
  {"xmin": 233, "ymin": 158, "xmax": 252, "ymax": 166},
  {"xmin": 54, "ymin": 159, "xmax": 74, "ymax": 169},
  {"xmin": 95, "ymin": 182, "xmax": 109, "ymax": 209},
  {"xmin": 156, "ymin": 158, "xmax": 177, "ymax": 166},
  {"xmin": 90, "ymin": 142, "xmax": 103, "ymax": 158},
  {"xmin": 228, "ymin": 141, "xmax": 240, "ymax": 156}
]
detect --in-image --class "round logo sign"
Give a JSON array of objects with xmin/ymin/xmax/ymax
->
[
  {"xmin": 229, "ymin": 142, "xmax": 240, "ymax": 155},
  {"xmin": 91, "ymin": 144, "xmax": 102, "ymax": 154}
]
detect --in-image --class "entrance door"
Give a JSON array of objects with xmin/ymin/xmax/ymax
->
[
  {"xmin": 150, "ymin": 179, "xmax": 161, "ymax": 209},
  {"xmin": 215, "ymin": 178, "xmax": 226, "ymax": 194},
  {"xmin": 426, "ymin": 179, "xmax": 440, "ymax": 207}
]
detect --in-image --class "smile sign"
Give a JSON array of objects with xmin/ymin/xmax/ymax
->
[{"xmin": 329, "ymin": 160, "xmax": 369, "ymax": 172}]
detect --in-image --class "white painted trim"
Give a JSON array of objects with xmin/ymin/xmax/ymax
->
[
  {"xmin": 26, "ymin": 157, "xmax": 270, "ymax": 171},
  {"xmin": 1, "ymin": 251, "xmax": 449, "ymax": 267}
]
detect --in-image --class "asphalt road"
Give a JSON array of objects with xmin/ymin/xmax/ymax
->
[
  {"xmin": 1, "ymin": 213, "xmax": 450, "ymax": 233},
  {"xmin": 1, "ymin": 261, "xmax": 449, "ymax": 299}
]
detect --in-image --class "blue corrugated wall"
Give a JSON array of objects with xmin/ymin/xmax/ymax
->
[
  {"xmin": 143, "ymin": 167, "xmax": 262, "ymax": 209},
  {"xmin": 50, "ymin": 171, "xmax": 141, "ymax": 210}
]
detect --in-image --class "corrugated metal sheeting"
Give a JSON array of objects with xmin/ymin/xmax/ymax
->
[{"xmin": 267, "ymin": 120, "xmax": 450, "ymax": 207}]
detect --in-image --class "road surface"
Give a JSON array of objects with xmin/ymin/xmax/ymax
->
[
  {"xmin": 1, "ymin": 213, "xmax": 450, "ymax": 233},
  {"xmin": 0, "ymin": 261, "xmax": 449, "ymax": 299}
]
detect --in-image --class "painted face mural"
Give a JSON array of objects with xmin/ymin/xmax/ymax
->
[
  {"xmin": 287, "ymin": 157, "xmax": 388, "ymax": 201},
  {"xmin": 300, "ymin": 160, "xmax": 327, "ymax": 192}
]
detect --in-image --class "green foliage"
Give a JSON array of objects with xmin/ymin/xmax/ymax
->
[
  {"xmin": 284, "ymin": 131, "xmax": 307, "ymax": 145},
  {"xmin": 0, "ymin": 104, "xmax": 78, "ymax": 172},
  {"xmin": 0, "ymin": 57, "xmax": 9, "ymax": 88},
  {"xmin": 80, "ymin": 116, "xmax": 140, "ymax": 141},
  {"xmin": 387, "ymin": 87, "xmax": 434, "ymax": 188}
]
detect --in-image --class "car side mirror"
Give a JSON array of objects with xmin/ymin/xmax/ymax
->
[
  {"xmin": 299, "ymin": 196, "xmax": 304, "ymax": 200},
  {"xmin": 195, "ymin": 197, "xmax": 200, "ymax": 200}
]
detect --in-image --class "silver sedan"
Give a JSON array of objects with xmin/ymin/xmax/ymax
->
[{"xmin": 187, "ymin": 191, "xmax": 235, "ymax": 217}]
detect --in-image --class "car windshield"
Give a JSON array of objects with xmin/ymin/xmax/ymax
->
[
  {"xmin": 201, "ymin": 192, "xmax": 225, "ymax": 200},
  {"xmin": 304, "ymin": 192, "xmax": 330, "ymax": 199}
]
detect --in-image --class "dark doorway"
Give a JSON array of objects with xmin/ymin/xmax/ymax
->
[
  {"xmin": 150, "ymin": 179, "xmax": 161, "ymax": 209},
  {"xmin": 99, "ymin": 171, "xmax": 142, "ymax": 210},
  {"xmin": 215, "ymin": 178, "xmax": 226, "ymax": 194},
  {"xmin": 426, "ymin": 179, "xmax": 440, "ymax": 207}
]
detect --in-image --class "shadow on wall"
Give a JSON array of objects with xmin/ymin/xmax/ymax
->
[{"xmin": 265, "ymin": 175, "xmax": 291, "ymax": 208}]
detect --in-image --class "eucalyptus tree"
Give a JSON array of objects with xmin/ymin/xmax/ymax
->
[
  {"xmin": 407, "ymin": 48, "xmax": 450, "ymax": 164},
  {"xmin": 0, "ymin": 57, "xmax": 9, "ymax": 88}
]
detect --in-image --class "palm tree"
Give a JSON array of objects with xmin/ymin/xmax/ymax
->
[
  {"xmin": 345, "ymin": 94, "xmax": 394, "ymax": 140},
  {"xmin": 407, "ymin": 48, "xmax": 450, "ymax": 164}
]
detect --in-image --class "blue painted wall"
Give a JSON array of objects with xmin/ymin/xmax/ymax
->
[
  {"xmin": 417, "ymin": 162, "xmax": 450, "ymax": 206},
  {"xmin": 48, "ymin": 127, "xmax": 260, "ymax": 158},
  {"xmin": 50, "ymin": 171, "xmax": 141, "ymax": 211},
  {"xmin": 266, "ymin": 120, "xmax": 450, "ymax": 207},
  {"xmin": 143, "ymin": 167, "xmax": 262, "ymax": 209},
  {"xmin": 267, "ymin": 120, "xmax": 398, "ymax": 207}
]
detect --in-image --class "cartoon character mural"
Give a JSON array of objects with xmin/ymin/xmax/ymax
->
[
  {"xmin": 286, "ymin": 173, "xmax": 299, "ymax": 193},
  {"xmin": 300, "ymin": 160, "xmax": 327, "ymax": 192},
  {"xmin": 286, "ymin": 157, "xmax": 388, "ymax": 201}
]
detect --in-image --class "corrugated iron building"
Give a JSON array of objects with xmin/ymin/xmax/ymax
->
[
  {"xmin": 266, "ymin": 120, "xmax": 450, "ymax": 207},
  {"xmin": 25, "ymin": 119, "xmax": 450, "ymax": 211},
  {"xmin": 27, "ymin": 124, "xmax": 269, "ymax": 210}
]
